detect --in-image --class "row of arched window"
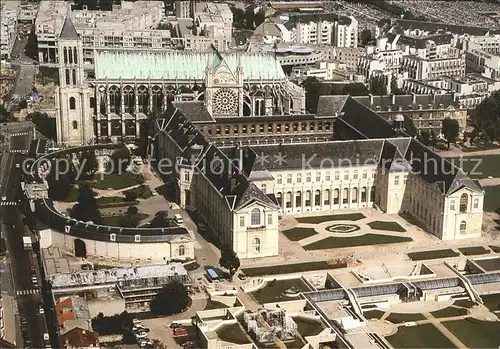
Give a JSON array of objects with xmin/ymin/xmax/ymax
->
[
  {"xmin": 274, "ymin": 187, "xmax": 375, "ymax": 210},
  {"xmin": 105, "ymin": 85, "xmax": 164, "ymax": 114}
]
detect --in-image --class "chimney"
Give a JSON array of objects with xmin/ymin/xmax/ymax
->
[
  {"xmin": 391, "ymin": 93, "xmax": 396, "ymax": 104},
  {"xmin": 369, "ymin": 93, "xmax": 374, "ymax": 105},
  {"xmin": 409, "ymin": 151, "xmax": 414, "ymax": 164},
  {"xmin": 412, "ymin": 92, "xmax": 417, "ymax": 104}
]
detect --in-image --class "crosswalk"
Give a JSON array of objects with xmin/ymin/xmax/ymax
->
[
  {"xmin": 9, "ymin": 149, "xmax": 26, "ymax": 153},
  {"xmin": 10, "ymin": 132, "xmax": 30, "ymax": 137},
  {"xmin": 0, "ymin": 201, "xmax": 17, "ymax": 206},
  {"xmin": 16, "ymin": 289, "xmax": 39, "ymax": 296}
]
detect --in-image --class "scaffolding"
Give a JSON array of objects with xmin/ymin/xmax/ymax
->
[{"xmin": 244, "ymin": 309, "xmax": 298, "ymax": 343}]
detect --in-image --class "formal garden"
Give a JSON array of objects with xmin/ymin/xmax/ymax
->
[
  {"xmin": 282, "ymin": 213, "xmax": 413, "ymax": 251},
  {"xmin": 43, "ymin": 145, "xmax": 171, "ymax": 228}
]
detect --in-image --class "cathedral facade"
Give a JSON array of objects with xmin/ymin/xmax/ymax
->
[{"xmin": 55, "ymin": 14, "xmax": 306, "ymax": 146}]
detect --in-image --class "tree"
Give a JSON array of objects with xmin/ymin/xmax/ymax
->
[
  {"xmin": 390, "ymin": 75, "xmax": 404, "ymax": 95},
  {"xmin": 149, "ymin": 211, "xmax": 169, "ymax": 228},
  {"xmin": 442, "ymin": 117, "xmax": 460, "ymax": 149},
  {"xmin": 231, "ymin": 7, "xmax": 245, "ymax": 28},
  {"xmin": 470, "ymin": 90, "xmax": 500, "ymax": 145},
  {"xmin": 404, "ymin": 115, "xmax": 417, "ymax": 137},
  {"xmin": 219, "ymin": 244, "xmax": 240, "ymax": 275},
  {"xmin": 119, "ymin": 214, "xmax": 139, "ymax": 228},
  {"xmin": 124, "ymin": 190, "xmax": 138, "ymax": 201},
  {"xmin": 79, "ymin": 150, "xmax": 98, "ymax": 180},
  {"xmin": 245, "ymin": 6, "xmax": 255, "ymax": 29},
  {"xmin": 254, "ymin": 9, "xmax": 266, "ymax": 28},
  {"xmin": 370, "ymin": 77, "xmax": 387, "ymax": 96},
  {"xmin": 27, "ymin": 112, "xmax": 57, "ymax": 140},
  {"xmin": 127, "ymin": 206, "xmax": 138, "ymax": 215},
  {"xmin": 19, "ymin": 99, "xmax": 28, "ymax": 109},
  {"xmin": 419, "ymin": 130, "xmax": 431, "ymax": 146},
  {"xmin": 360, "ymin": 29, "xmax": 373, "ymax": 46},
  {"xmin": 91, "ymin": 311, "xmax": 133, "ymax": 336},
  {"xmin": 71, "ymin": 184, "xmax": 101, "ymax": 223},
  {"xmin": 110, "ymin": 144, "xmax": 131, "ymax": 174},
  {"xmin": 150, "ymin": 280, "xmax": 189, "ymax": 315},
  {"xmin": 429, "ymin": 129, "xmax": 437, "ymax": 149},
  {"xmin": 46, "ymin": 161, "xmax": 72, "ymax": 201}
]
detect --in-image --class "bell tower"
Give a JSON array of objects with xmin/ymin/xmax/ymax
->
[{"xmin": 55, "ymin": 8, "xmax": 93, "ymax": 146}]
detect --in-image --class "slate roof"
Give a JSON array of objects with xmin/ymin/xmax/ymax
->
[
  {"xmin": 173, "ymin": 101, "xmax": 215, "ymax": 123},
  {"xmin": 36, "ymin": 198, "xmax": 192, "ymax": 243},
  {"xmin": 316, "ymin": 95, "xmax": 348, "ymax": 117},
  {"xmin": 159, "ymin": 105, "xmax": 277, "ymax": 212},
  {"xmin": 393, "ymin": 19, "xmax": 500, "ymax": 36},
  {"xmin": 59, "ymin": 12, "xmax": 79, "ymax": 40},
  {"xmin": 387, "ymin": 32, "xmax": 454, "ymax": 49},
  {"xmin": 352, "ymin": 94, "xmax": 458, "ymax": 112},
  {"xmin": 336, "ymin": 96, "xmax": 482, "ymax": 195},
  {"xmin": 337, "ymin": 96, "xmax": 396, "ymax": 139},
  {"xmin": 248, "ymin": 140, "xmax": 384, "ymax": 170}
]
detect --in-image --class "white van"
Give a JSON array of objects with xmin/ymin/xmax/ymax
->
[{"xmin": 174, "ymin": 214, "xmax": 183, "ymax": 224}]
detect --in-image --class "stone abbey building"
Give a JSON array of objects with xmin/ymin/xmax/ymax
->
[
  {"xmin": 54, "ymin": 13, "xmax": 484, "ymax": 260},
  {"xmin": 55, "ymin": 13, "xmax": 305, "ymax": 146}
]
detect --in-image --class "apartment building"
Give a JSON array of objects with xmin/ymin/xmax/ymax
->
[
  {"xmin": 358, "ymin": 49, "xmax": 403, "ymax": 79},
  {"xmin": 402, "ymin": 74, "xmax": 500, "ymax": 109},
  {"xmin": 175, "ymin": 1, "xmax": 192, "ymax": 19},
  {"xmin": 465, "ymin": 48, "xmax": 500, "ymax": 80},
  {"xmin": 194, "ymin": 2, "xmax": 233, "ymax": 41},
  {"xmin": 401, "ymin": 54, "xmax": 466, "ymax": 80},
  {"xmin": 350, "ymin": 93, "xmax": 467, "ymax": 135},
  {"xmin": 282, "ymin": 13, "xmax": 357, "ymax": 48},
  {"xmin": 0, "ymin": 5, "xmax": 19, "ymax": 59},
  {"xmin": 334, "ymin": 47, "xmax": 365, "ymax": 71},
  {"xmin": 35, "ymin": 0, "xmax": 166, "ymax": 64}
]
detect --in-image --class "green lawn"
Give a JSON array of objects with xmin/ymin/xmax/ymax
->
[
  {"xmin": 91, "ymin": 172, "xmax": 143, "ymax": 190},
  {"xmin": 385, "ymin": 312, "xmax": 426, "ymax": 324},
  {"xmin": 294, "ymin": 317, "xmax": 324, "ymax": 337},
  {"xmin": 124, "ymin": 184, "xmax": 152, "ymax": 199},
  {"xmin": 481, "ymin": 293, "xmax": 500, "ymax": 313},
  {"xmin": 408, "ymin": 249, "xmax": 459, "ymax": 261},
  {"xmin": 295, "ymin": 213, "xmax": 365, "ymax": 224},
  {"xmin": 453, "ymin": 299, "xmax": 476, "ymax": 309},
  {"xmin": 100, "ymin": 213, "xmax": 148, "ymax": 227},
  {"xmin": 216, "ymin": 324, "xmax": 251, "ymax": 344},
  {"xmin": 443, "ymin": 319, "xmax": 500, "ymax": 348},
  {"xmin": 386, "ymin": 323, "xmax": 456, "ymax": 348},
  {"xmin": 282, "ymin": 227, "xmax": 318, "ymax": 241},
  {"xmin": 363, "ymin": 309, "xmax": 385, "ymax": 320},
  {"xmin": 204, "ymin": 300, "xmax": 229, "ymax": 310},
  {"xmin": 368, "ymin": 220, "xmax": 406, "ymax": 232},
  {"xmin": 477, "ymin": 257, "xmax": 500, "ymax": 272},
  {"xmin": 458, "ymin": 246, "xmax": 491, "ymax": 256},
  {"xmin": 304, "ymin": 234, "xmax": 412, "ymax": 250},
  {"xmin": 483, "ymin": 185, "xmax": 500, "ymax": 213},
  {"xmin": 447, "ymin": 155, "xmax": 500, "ymax": 179},
  {"xmin": 241, "ymin": 260, "xmax": 347, "ymax": 277},
  {"xmin": 250, "ymin": 278, "xmax": 312, "ymax": 304},
  {"xmin": 60, "ymin": 186, "xmax": 79, "ymax": 202},
  {"xmin": 430, "ymin": 307, "xmax": 467, "ymax": 318}
]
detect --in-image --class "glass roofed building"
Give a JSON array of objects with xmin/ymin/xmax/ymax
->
[{"xmin": 54, "ymin": 13, "xmax": 306, "ymax": 146}]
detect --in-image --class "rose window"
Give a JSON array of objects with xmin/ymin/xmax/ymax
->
[{"xmin": 213, "ymin": 89, "xmax": 237, "ymax": 114}]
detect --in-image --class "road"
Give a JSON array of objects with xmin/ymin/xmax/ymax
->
[{"xmin": 0, "ymin": 153, "xmax": 47, "ymax": 348}]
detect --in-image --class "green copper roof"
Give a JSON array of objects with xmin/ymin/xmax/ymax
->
[{"xmin": 94, "ymin": 51, "xmax": 286, "ymax": 81}]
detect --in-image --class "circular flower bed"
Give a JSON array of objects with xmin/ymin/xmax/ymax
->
[{"xmin": 326, "ymin": 224, "xmax": 361, "ymax": 234}]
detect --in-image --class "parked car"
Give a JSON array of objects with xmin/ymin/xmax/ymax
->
[
  {"xmin": 170, "ymin": 322, "xmax": 182, "ymax": 329},
  {"xmin": 173, "ymin": 328, "xmax": 188, "ymax": 336},
  {"xmin": 132, "ymin": 318, "xmax": 141, "ymax": 324},
  {"xmin": 43, "ymin": 333, "xmax": 49, "ymax": 341},
  {"xmin": 29, "ymin": 264, "xmax": 35, "ymax": 272},
  {"xmin": 135, "ymin": 331, "xmax": 148, "ymax": 339},
  {"xmin": 39, "ymin": 305, "xmax": 45, "ymax": 314}
]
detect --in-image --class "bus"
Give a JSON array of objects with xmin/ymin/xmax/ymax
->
[{"xmin": 206, "ymin": 268, "xmax": 219, "ymax": 283}]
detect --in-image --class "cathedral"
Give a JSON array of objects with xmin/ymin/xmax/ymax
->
[{"xmin": 55, "ymin": 14, "xmax": 306, "ymax": 146}]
